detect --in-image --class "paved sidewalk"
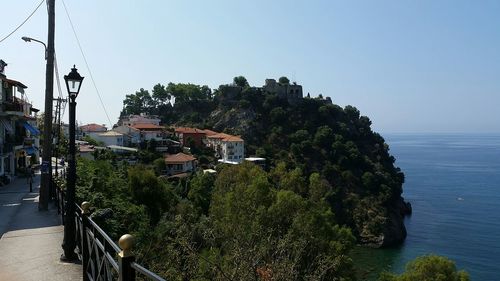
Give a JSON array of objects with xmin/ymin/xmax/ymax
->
[{"xmin": 0, "ymin": 173, "xmax": 81, "ymax": 281}]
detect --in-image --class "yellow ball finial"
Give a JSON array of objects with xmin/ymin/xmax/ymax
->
[
  {"xmin": 118, "ymin": 234, "xmax": 135, "ymax": 257},
  {"xmin": 81, "ymin": 201, "xmax": 91, "ymax": 215}
]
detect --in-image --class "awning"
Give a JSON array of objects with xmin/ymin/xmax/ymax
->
[
  {"xmin": 1, "ymin": 119, "xmax": 14, "ymax": 133},
  {"xmin": 23, "ymin": 146, "xmax": 38, "ymax": 155},
  {"xmin": 23, "ymin": 122, "xmax": 40, "ymax": 136}
]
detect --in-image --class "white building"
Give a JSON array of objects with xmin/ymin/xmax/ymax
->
[
  {"xmin": 94, "ymin": 131, "xmax": 124, "ymax": 147},
  {"xmin": 79, "ymin": 123, "xmax": 107, "ymax": 139},
  {"xmin": 130, "ymin": 123, "xmax": 167, "ymax": 142},
  {"xmin": 206, "ymin": 133, "xmax": 245, "ymax": 164},
  {"xmin": 120, "ymin": 114, "xmax": 160, "ymax": 126},
  {"xmin": 164, "ymin": 152, "xmax": 196, "ymax": 176},
  {"xmin": 0, "ymin": 68, "xmax": 41, "ymax": 178},
  {"xmin": 113, "ymin": 125, "xmax": 141, "ymax": 147}
]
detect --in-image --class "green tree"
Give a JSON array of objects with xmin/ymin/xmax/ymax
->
[
  {"xmin": 83, "ymin": 135, "xmax": 103, "ymax": 146},
  {"xmin": 153, "ymin": 157, "xmax": 166, "ymax": 175},
  {"xmin": 187, "ymin": 172, "xmax": 215, "ymax": 214},
  {"xmin": 128, "ymin": 166, "xmax": 175, "ymax": 225},
  {"xmin": 233, "ymin": 76, "xmax": 249, "ymax": 87},
  {"xmin": 314, "ymin": 125, "xmax": 334, "ymax": 148},
  {"xmin": 151, "ymin": 83, "xmax": 171, "ymax": 106},
  {"xmin": 278, "ymin": 76, "xmax": 290, "ymax": 84},
  {"xmin": 378, "ymin": 255, "xmax": 470, "ymax": 281},
  {"xmin": 121, "ymin": 88, "xmax": 153, "ymax": 115},
  {"xmin": 210, "ymin": 163, "xmax": 355, "ymax": 280},
  {"xmin": 308, "ymin": 172, "xmax": 331, "ymax": 202}
]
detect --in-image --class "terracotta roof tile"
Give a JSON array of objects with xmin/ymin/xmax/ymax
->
[
  {"xmin": 130, "ymin": 123, "xmax": 165, "ymax": 130},
  {"xmin": 207, "ymin": 133, "xmax": 243, "ymax": 142},
  {"xmin": 175, "ymin": 127, "xmax": 206, "ymax": 134},
  {"xmin": 164, "ymin": 153, "xmax": 196, "ymax": 163},
  {"xmin": 80, "ymin": 123, "xmax": 107, "ymax": 132},
  {"xmin": 203, "ymin": 129, "xmax": 218, "ymax": 136}
]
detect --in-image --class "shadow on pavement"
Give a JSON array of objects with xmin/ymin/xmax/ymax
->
[{"xmin": 2, "ymin": 173, "xmax": 61, "ymax": 233}]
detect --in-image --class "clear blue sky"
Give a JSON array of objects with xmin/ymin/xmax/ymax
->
[{"xmin": 1, "ymin": 0, "xmax": 499, "ymax": 133}]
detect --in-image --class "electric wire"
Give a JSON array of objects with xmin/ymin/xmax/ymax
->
[
  {"xmin": 60, "ymin": 0, "xmax": 113, "ymax": 128},
  {"xmin": 54, "ymin": 53, "xmax": 66, "ymax": 105},
  {"xmin": 0, "ymin": 0, "xmax": 46, "ymax": 44}
]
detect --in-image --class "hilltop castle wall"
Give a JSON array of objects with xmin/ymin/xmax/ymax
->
[
  {"xmin": 263, "ymin": 79, "xmax": 303, "ymax": 105},
  {"xmin": 219, "ymin": 78, "xmax": 304, "ymax": 105}
]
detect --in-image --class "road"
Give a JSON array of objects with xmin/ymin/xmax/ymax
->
[{"xmin": 0, "ymin": 174, "xmax": 35, "ymax": 237}]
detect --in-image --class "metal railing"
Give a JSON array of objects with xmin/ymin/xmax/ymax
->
[{"xmin": 55, "ymin": 180, "xmax": 165, "ymax": 281}]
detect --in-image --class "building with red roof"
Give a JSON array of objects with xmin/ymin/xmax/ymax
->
[
  {"xmin": 174, "ymin": 127, "xmax": 206, "ymax": 148},
  {"xmin": 79, "ymin": 123, "xmax": 107, "ymax": 140},
  {"xmin": 129, "ymin": 123, "xmax": 168, "ymax": 143},
  {"xmin": 206, "ymin": 133, "xmax": 244, "ymax": 164},
  {"xmin": 119, "ymin": 114, "xmax": 160, "ymax": 127},
  {"xmin": 164, "ymin": 152, "xmax": 196, "ymax": 175}
]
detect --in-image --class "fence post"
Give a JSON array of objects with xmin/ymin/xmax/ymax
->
[
  {"xmin": 81, "ymin": 202, "xmax": 91, "ymax": 281},
  {"xmin": 118, "ymin": 234, "xmax": 136, "ymax": 281}
]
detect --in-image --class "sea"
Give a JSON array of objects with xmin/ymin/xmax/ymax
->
[{"xmin": 353, "ymin": 134, "xmax": 500, "ymax": 281}]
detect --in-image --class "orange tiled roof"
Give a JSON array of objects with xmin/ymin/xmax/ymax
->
[
  {"xmin": 80, "ymin": 123, "xmax": 107, "ymax": 132},
  {"xmin": 222, "ymin": 135, "xmax": 243, "ymax": 142},
  {"xmin": 130, "ymin": 123, "xmax": 165, "ymax": 130},
  {"xmin": 174, "ymin": 127, "xmax": 206, "ymax": 134},
  {"xmin": 207, "ymin": 133, "xmax": 243, "ymax": 142},
  {"xmin": 203, "ymin": 129, "xmax": 218, "ymax": 136},
  {"xmin": 164, "ymin": 153, "xmax": 196, "ymax": 163}
]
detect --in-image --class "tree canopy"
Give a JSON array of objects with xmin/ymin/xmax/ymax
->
[
  {"xmin": 378, "ymin": 255, "xmax": 470, "ymax": 281},
  {"xmin": 233, "ymin": 75, "xmax": 249, "ymax": 87}
]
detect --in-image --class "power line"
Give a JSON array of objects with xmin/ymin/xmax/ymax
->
[
  {"xmin": 0, "ymin": 0, "xmax": 45, "ymax": 44},
  {"xmin": 54, "ymin": 53, "xmax": 63, "ymax": 99},
  {"xmin": 60, "ymin": 0, "xmax": 113, "ymax": 128}
]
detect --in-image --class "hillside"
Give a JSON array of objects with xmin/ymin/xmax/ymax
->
[{"xmin": 121, "ymin": 77, "xmax": 411, "ymax": 247}]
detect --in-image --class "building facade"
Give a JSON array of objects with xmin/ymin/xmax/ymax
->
[
  {"xmin": 94, "ymin": 131, "xmax": 124, "ymax": 147},
  {"xmin": 113, "ymin": 125, "xmax": 141, "ymax": 146},
  {"xmin": 80, "ymin": 123, "xmax": 107, "ymax": 139},
  {"xmin": 174, "ymin": 127, "xmax": 206, "ymax": 148},
  {"xmin": 164, "ymin": 152, "xmax": 196, "ymax": 176},
  {"xmin": 119, "ymin": 114, "xmax": 161, "ymax": 127},
  {"xmin": 0, "ymin": 67, "xmax": 41, "ymax": 179},
  {"xmin": 206, "ymin": 133, "xmax": 245, "ymax": 164}
]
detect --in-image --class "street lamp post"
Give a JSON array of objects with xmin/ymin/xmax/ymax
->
[
  {"xmin": 21, "ymin": 37, "xmax": 47, "ymax": 59},
  {"xmin": 61, "ymin": 65, "xmax": 84, "ymax": 261},
  {"xmin": 21, "ymin": 32, "xmax": 54, "ymax": 211}
]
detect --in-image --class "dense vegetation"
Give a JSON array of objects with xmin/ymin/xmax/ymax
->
[
  {"xmin": 120, "ymin": 77, "xmax": 409, "ymax": 246},
  {"xmin": 76, "ymin": 159, "xmax": 356, "ymax": 280},
  {"xmin": 67, "ymin": 76, "xmax": 470, "ymax": 279},
  {"xmin": 378, "ymin": 255, "xmax": 470, "ymax": 281},
  {"xmin": 74, "ymin": 158, "xmax": 468, "ymax": 280}
]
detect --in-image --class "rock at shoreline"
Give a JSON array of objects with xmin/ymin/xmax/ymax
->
[
  {"xmin": 382, "ymin": 197, "xmax": 411, "ymax": 247},
  {"xmin": 359, "ymin": 196, "xmax": 411, "ymax": 248}
]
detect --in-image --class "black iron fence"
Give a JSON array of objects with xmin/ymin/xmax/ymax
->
[{"xmin": 55, "ymin": 179, "xmax": 165, "ymax": 281}]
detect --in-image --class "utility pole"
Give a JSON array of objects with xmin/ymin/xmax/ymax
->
[
  {"xmin": 39, "ymin": 0, "xmax": 55, "ymax": 210},
  {"xmin": 53, "ymin": 98, "xmax": 66, "ymax": 180}
]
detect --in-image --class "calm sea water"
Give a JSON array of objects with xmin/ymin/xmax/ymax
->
[{"xmin": 353, "ymin": 134, "xmax": 500, "ymax": 281}]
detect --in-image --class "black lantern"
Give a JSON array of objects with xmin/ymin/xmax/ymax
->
[
  {"xmin": 64, "ymin": 65, "xmax": 84, "ymax": 98},
  {"xmin": 61, "ymin": 65, "xmax": 84, "ymax": 261}
]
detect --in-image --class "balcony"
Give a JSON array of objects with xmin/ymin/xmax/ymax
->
[{"xmin": 1, "ymin": 101, "xmax": 24, "ymax": 117}]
